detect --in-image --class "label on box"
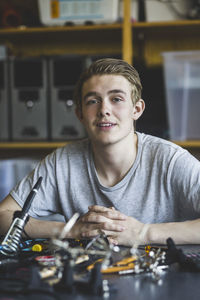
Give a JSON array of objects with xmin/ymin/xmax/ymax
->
[
  {"xmin": 50, "ymin": 0, "xmax": 104, "ymax": 20},
  {"xmin": 38, "ymin": 0, "xmax": 118, "ymax": 25},
  {"xmin": 51, "ymin": 0, "xmax": 60, "ymax": 18}
]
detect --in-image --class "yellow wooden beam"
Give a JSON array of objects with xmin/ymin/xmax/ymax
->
[
  {"xmin": 0, "ymin": 142, "xmax": 68, "ymax": 149},
  {"xmin": 122, "ymin": 0, "xmax": 133, "ymax": 64}
]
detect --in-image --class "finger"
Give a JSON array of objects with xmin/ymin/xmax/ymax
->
[
  {"xmin": 81, "ymin": 229, "xmax": 101, "ymax": 238},
  {"xmin": 104, "ymin": 210, "xmax": 127, "ymax": 221},
  {"xmin": 102, "ymin": 221, "xmax": 125, "ymax": 232},
  {"xmin": 109, "ymin": 206, "xmax": 115, "ymax": 211},
  {"xmin": 82, "ymin": 229, "xmax": 121, "ymax": 239},
  {"xmin": 88, "ymin": 205, "xmax": 108, "ymax": 212},
  {"xmin": 82, "ymin": 213, "xmax": 126, "ymax": 232},
  {"xmin": 88, "ymin": 206, "xmax": 127, "ymax": 220},
  {"xmin": 107, "ymin": 237, "xmax": 118, "ymax": 245},
  {"xmin": 89, "ymin": 205, "xmax": 118, "ymax": 213},
  {"xmin": 81, "ymin": 222, "xmax": 125, "ymax": 238},
  {"xmin": 83, "ymin": 211, "xmax": 125, "ymax": 223},
  {"xmin": 82, "ymin": 212, "xmax": 109, "ymax": 223}
]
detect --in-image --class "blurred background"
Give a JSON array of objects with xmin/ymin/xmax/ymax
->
[{"xmin": 0, "ymin": 0, "xmax": 200, "ymax": 200}]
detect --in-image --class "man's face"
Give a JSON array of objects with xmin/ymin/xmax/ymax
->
[{"xmin": 77, "ymin": 74, "xmax": 141, "ymax": 147}]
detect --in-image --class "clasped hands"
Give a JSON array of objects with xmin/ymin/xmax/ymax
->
[{"xmin": 69, "ymin": 205, "xmax": 147, "ymax": 246}]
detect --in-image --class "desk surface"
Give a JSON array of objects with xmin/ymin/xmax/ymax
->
[
  {"xmin": 44, "ymin": 270, "xmax": 200, "ymax": 300},
  {"xmin": 0, "ymin": 244, "xmax": 200, "ymax": 300},
  {"xmin": 105, "ymin": 270, "xmax": 200, "ymax": 300}
]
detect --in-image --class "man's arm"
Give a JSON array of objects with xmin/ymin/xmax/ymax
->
[
  {"xmin": 147, "ymin": 219, "xmax": 200, "ymax": 245},
  {"xmin": 0, "ymin": 195, "xmax": 65, "ymax": 238},
  {"xmin": 0, "ymin": 196, "xmax": 125, "ymax": 240},
  {"xmin": 81, "ymin": 205, "xmax": 200, "ymax": 246}
]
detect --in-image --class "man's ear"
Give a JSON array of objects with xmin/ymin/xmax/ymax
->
[{"xmin": 133, "ymin": 99, "xmax": 145, "ymax": 121}]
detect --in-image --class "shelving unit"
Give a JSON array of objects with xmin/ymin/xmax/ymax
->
[
  {"xmin": 1, "ymin": 19, "xmax": 200, "ymax": 66},
  {"xmin": 0, "ymin": 142, "xmax": 69, "ymax": 159},
  {"xmin": 0, "ymin": 0, "xmax": 133, "ymax": 63},
  {"xmin": 0, "ymin": 142, "xmax": 67, "ymax": 149},
  {"xmin": 0, "ymin": 140, "xmax": 199, "ymax": 157},
  {"xmin": 173, "ymin": 140, "xmax": 200, "ymax": 148},
  {"xmin": 132, "ymin": 19, "xmax": 200, "ymax": 66},
  {"xmin": 0, "ymin": 140, "xmax": 200, "ymax": 150},
  {"xmin": 0, "ymin": 0, "xmax": 200, "ymax": 157},
  {"xmin": 0, "ymin": 24, "xmax": 123, "ymax": 58}
]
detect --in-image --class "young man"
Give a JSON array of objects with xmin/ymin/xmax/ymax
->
[{"xmin": 0, "ymin": 58, "xmax": 200, "ymax": 246}]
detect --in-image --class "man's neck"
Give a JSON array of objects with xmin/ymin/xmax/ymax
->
[{"xmin": 91, "ymin": 133, "xmax": 138, "ymax": 187}]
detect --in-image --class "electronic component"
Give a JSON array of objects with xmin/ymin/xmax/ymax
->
[{"xmin": 0, "ymin": 177, "xmax": 43, "ymax": 256}]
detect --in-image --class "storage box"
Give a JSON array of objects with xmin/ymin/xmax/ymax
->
[
  {"xmin": 38, "ymin": 0, "xmax": 119, "ymax": 26},
  {"xmin": 162, "ymin": 51, "xmax": 200, "ymax": 141},
  {"xmin": 10, "ymin": 57, "xmax": 48, "ymax": 141},
  {"xmin": 119, "ymin": 0, "xmax": 191, "ymax": 22},
  {"xmin": 48, "ymin": 55, "xmax": 87, "ymax": 140}
]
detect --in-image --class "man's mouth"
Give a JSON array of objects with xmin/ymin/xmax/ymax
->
[{"xmin": 96, "ymin": 122, "xmax": 116, "ymax": 128}]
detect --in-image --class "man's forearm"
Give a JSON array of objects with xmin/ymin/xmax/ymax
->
[
  {"xmin": 146, "ymin": 219, "xmax": 200, "ymax": 245},
  {"xmin": 0, "ymin": 211, "xmax": 15, "ymax": 236},
  {"xmin": 25, "ymin": 217, "xmax": 66, "ymax": 238},
  {"xmin": 0, "ymin": 211, "xmax": 65, "ymax": 239}
]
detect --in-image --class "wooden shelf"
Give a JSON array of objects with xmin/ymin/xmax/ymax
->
[
  {"xmin": 0, "ymin": 23, "xmax": 123, "ymax": 57},
  {"xmin": 0, "ymin": 142, "xmax": 68, "ymax": 149},
  {"xmin": 0, "ymin": 141, "xmax": 71, "ymax": 159},
  {"xmin": 1, "ymin": 19, "xmax": 199, "ymax": 64},
  {"xmin": 0, "ymin": 140, "xmax": 200, "ymax": 150},
  {"xmin": 172, "ymin": 140, "xmax": 200, "ymax": 148},
  {"xmin": 0, "ymin": 23, "xmax": 122, "ymax": 34},
  {"xmin": 133, "ymin": 19, "xmax": 200, "ymax": 28},
  {"xmin": 132, "ymin": 19, "xmax": 200, "ymax": 66},
  {"xmin": 0, "ymin": 140, "xmax": 199, "ymax": 160},
  {"xmin": 0, "ymin": 19, "xmax": 198, "ymax": 34}
]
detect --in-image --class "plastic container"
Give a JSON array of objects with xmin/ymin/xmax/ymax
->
[
  {"xmin": 119, "ymin": 0, "xmax": 191, "ymax": 22},
  {"xmin": 0, "ymin": 158, "xmax": 39, "ymax": 202},
  {"xmin": 37, "ymin": 0, "xmax": 119, "ymax": 26},
  {"xmin": 162, "ymin": 50, "xmax": 200, "ymax": 141}
]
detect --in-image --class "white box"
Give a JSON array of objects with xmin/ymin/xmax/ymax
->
[
  {"xmin": 0, "ymin": 45, "xmax": 7, "ymax": 60},
  {"xmin": 0, "ymin": 158, "xmax": 39, "ymax": 201},
  {"xmin": 38, "ymin": 0, "xmax": 119, "ymax": 26},
  {"xmin": 119, "ymin": 0, "xmax": 191, "ymax": 22},
  {"xmin": 162, "ymin": 51, "xmax": 200, "ymax": 141}
]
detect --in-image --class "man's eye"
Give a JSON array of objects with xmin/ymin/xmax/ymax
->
[
  {"xmin": 86, "ymin": 99, "xmax": 99, "ymax": 105},
  {"xmin": 113, "ymin": 97, "xmax": 122, "ymax": 102}
]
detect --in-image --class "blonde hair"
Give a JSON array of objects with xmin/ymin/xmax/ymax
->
[{"xmin": 74, "ymin": 58, "xmax": 142, "ymax": 114}]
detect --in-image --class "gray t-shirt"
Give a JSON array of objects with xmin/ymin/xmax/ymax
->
[{"xmin": 10, "ymin": 132, "xmax": 200, "ymax": 224}]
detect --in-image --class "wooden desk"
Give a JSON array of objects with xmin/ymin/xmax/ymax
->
[{"xmin": 0, "ymin": 243, "xmax": 200, "ymax": 300}]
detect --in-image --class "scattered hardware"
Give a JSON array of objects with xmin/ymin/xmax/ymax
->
[
  {"xmin": 166, "ymin": 237, "xmax": 200, "ymax": 272},
  {"xmin": 1, "ymin": 212, "xmax": 200, "ymax": 299},
  {"xmin": 0, "ymin": 177, "xmax": 43, "ymax": 257}
]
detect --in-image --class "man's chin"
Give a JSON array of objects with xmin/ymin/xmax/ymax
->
[{"xmin": 90, "ymin": 136, "xmax": 119, "ymax": 147}]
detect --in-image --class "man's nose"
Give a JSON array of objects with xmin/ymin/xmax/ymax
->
[{"xmin": 98, "ymin": 100, "xmax": 111, "ymax": 117}]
